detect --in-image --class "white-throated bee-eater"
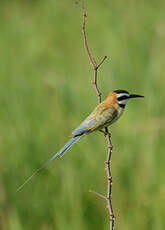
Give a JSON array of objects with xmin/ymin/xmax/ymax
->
[{"xmin": 17, "ymin": 89, "xmax": 144, "ymax": 191}]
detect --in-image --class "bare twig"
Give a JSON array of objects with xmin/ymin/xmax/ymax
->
[
  {"xmin": 82, "ymin": 12, "xmax": 114, "ymax": 230},
  {"xmin": 82, "ymin": 12, "xmax": 107, "ymax": 104},
  {"xmin": 89, "ymin": 190, "xmax": 107, "ymax": 200},
  {"xmin": 82, "ymin": 13, "xmax": 95, "ymax": 68},
  {"xmin": 105, "ymin": 127, "xmax": 115, "ymax": 229}
]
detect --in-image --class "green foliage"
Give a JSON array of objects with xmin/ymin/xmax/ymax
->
[{"xmin": 0, "ymin": 0, "xmax": 165, "ymax": 229}]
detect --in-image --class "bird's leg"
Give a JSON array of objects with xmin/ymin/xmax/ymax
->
[
  {"xmin": 104, "ymin": 127, "xmax": 111, "ymax": 137},
  {"xmin": 99, "ymin": 129, "xmax": 108, "ymax": 136},
  {"xmin": 99, "ymin": 129, "xmax": 111, "ymax": 137}
]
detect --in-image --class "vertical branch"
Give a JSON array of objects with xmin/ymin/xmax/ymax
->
[
  {"xmin": 82, "ymin": 13, "xmax": 107, "ymax": 104},
  {"xmin": 82, "ymin": 12, "xmax": 114, "ymax": 230},
  {"xmin": 105, "ymin": 127, "xmax": 115, "ymax": 230}
]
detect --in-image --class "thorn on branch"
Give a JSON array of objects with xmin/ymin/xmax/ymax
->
[
  {"xmin": 108, "ymin": 176, "xmax": 112, "ymax": 181},
  {"xmin": 110, "ymin": 217, "xmax": 115, "ymax": 221},
  {"xmin": 105, "ymin": 160, "xmax": 111, "ymax": 165}
]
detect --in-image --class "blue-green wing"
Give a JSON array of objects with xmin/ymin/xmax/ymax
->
[{"xmin": 72, "ymin": 106, "xmax": 117, "ymax": 136}]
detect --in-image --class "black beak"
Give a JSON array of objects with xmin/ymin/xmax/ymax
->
[{"xmin": 129, "ymin": 94, "xmax": 144, "ymax": 99}]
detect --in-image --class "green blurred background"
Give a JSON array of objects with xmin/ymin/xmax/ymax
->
[{"xmin": 0, "ymin": 0, "xmax": 165, "ymax": 229}]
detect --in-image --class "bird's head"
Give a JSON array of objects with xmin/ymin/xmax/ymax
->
[{"xmin": 112, "ymin": 89, "xmax": 144, "ymax": 109}]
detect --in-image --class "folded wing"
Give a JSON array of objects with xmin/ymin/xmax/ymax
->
[{"xmin": 72, "ymin": 105, "xmax": 117, "ymax": 136}]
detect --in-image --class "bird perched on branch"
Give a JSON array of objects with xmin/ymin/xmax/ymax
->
[{"xmin": 17, "ymin": 89, "xmax": 144, "ymax": 191}]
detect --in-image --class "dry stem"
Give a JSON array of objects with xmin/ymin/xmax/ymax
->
[
  {"xmin": 82, "ymin": 13, "xmax": 107, "ymax": 104},
  {"xmin": 105, "ymin": 127, "xmax": 115, "ymax": 229},
  {"xmin": 82, "ymin": 12, "xmax": 114, "ymax": 230}
]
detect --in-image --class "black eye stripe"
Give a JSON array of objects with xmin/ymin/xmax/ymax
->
[{"xmin": 118, "ymin": 95, "xmax": 129, "ymax": 101}]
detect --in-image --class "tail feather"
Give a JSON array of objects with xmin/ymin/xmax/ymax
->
[{"xmin": 17, "ymin": 135, "xmax": 84, "ymax": 192}]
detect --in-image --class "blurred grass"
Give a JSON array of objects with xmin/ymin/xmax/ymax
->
[{"xmin": 0, "ymin": 0, "xmax": 165, "ymax": 229}]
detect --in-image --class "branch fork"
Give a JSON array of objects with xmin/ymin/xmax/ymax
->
[{"xmin": 82, "ymin": 12, "xmax": 115, "ymax": 230}]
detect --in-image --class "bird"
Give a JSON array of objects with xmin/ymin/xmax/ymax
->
[{"xmin": 17, "ymin": 89, "xmax": 144, "ymax": 191}]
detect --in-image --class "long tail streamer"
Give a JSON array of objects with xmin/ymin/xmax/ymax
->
[{"xmin": 17, "ymin": 135, "xmax": 84, "ymax": 192}]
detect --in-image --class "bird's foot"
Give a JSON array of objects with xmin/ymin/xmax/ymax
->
[{"xmin": 99, "ymin": 129, "xmax": 111, "ymax": 137}]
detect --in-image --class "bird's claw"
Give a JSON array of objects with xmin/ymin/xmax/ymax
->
[{"xmin": 99, "ymin": 129, "xmax": 111, "ymax": 137}]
